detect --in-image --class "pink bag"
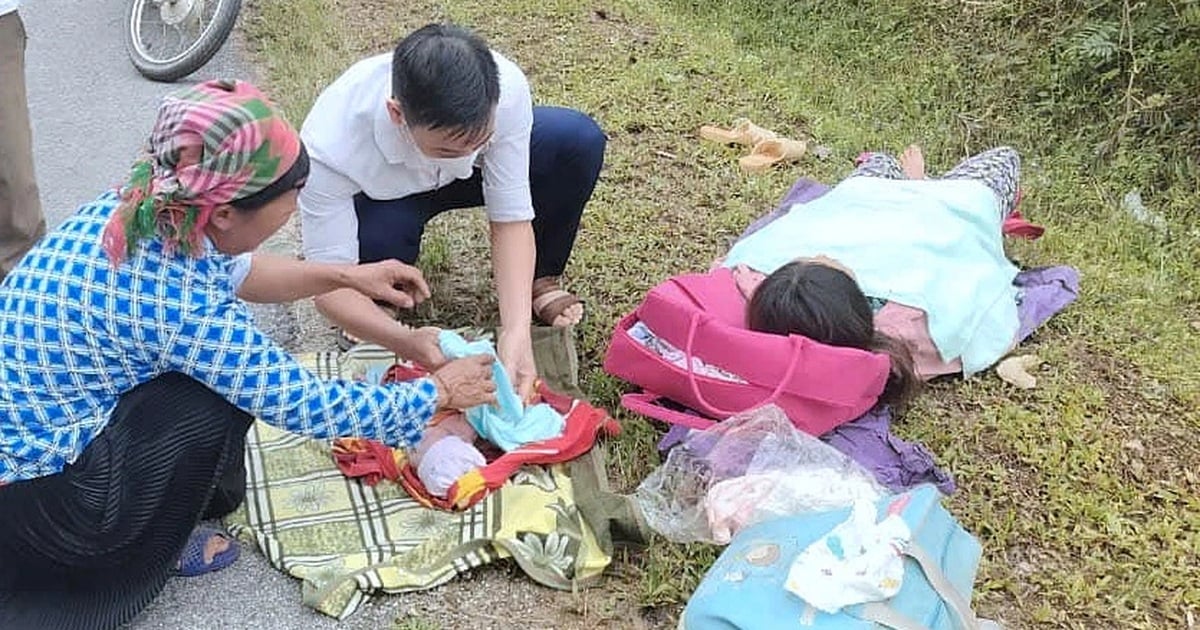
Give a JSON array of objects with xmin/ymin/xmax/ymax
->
[{"xmin": 603, "ymin": 268, "xmax": 890, "ymax": 435}]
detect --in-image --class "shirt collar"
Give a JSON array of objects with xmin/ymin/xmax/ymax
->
[{"xmin": 373, "ymin": 101, "xmax": 417, "ymax": 165}]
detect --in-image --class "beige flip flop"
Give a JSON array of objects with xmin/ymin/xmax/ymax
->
[
  {"xmin": 699, "ymin": 118, "xmax": 778, "ymax": 147},
  {"xmin": 739, "ymin": 137, "xmax": 808, "ymax": 173}
]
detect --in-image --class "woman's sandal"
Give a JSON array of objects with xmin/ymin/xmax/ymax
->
[
  {"xmin": 739, "ymin": 138, "xmax": 808, "ymax": 173},
  {"xmin": 699, "ymin": 118, "xmax": 778, "ymax": 147},
  {"xmin": 532, "ymin": 276, "xmax": 584, "ymax": 327},
  {"xmin": 174, "ymin": 525, "xmax": 240, "ymax": 577}
]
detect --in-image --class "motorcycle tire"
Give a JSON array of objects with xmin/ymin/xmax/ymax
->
[{"xmin": 124, "ymin": 0, "xmax": 243, "ymax": 83}]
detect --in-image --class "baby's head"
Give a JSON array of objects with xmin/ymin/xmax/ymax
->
[
  {"xmin": 746, "ymin": 258, "xmax": 918, "ymax": 406},
  {"xmin": 746, "ymin": 259, "xmax": 874, "ymax": 348}
]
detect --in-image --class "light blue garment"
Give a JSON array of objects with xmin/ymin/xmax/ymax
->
[
  {"xmin": 437, "ymin": 330, "xmax": 565, "ymax": 451},
  {"xmin": 723, "ymin": 176, "xmax": 1019, "ymax": 375}
]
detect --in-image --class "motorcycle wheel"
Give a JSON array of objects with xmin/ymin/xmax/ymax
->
[{"xmin": 124, "ymin": 0, "xmax": 243, "ymax": 83}]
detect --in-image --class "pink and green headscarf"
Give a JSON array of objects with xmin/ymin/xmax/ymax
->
[{"xmin": 101, "ymin": 79, "xmax": 302, "ymax": 264}]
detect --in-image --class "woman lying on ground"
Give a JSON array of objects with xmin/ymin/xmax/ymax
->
[
  {"xmin": 722, "ymin": 145, "xmax": 1025, "ymax": 401},
  {"xmin": 0, "ymin": 79, "xmax": 497, "ymax": 630}
]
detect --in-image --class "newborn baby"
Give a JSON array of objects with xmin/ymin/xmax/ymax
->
[{"xmin": 408, "ymin": 412, "xmax": 486, "ymax": 497}]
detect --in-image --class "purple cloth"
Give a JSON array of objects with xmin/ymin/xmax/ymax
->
[
  {"xmin": 655, "ymin": 406, "xmax": 956, "ymax": 495},
  {"xmin": 819, "ymin": 407, "xmax": 957, "ymax": 495},
  {"xmin": 1014, "ymin": 266, "xmax": 1080, "ymax": 341},
  {"xmin": 657, "ymin": 423, "xmax": 693, "ymax": 452}
]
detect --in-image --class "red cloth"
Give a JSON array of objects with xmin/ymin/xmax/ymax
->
[
  {"xmin": 332, "ymin": 437, "xmax": 402, "ymax": 486},
  {"xmin": 399, "ymin": 385, "xmax": 619, "ymax": 510}
]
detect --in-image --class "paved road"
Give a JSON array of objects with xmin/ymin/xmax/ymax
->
[{"xmin": 18, "ymin": 3, "xmax": 400, "ymax": 628}]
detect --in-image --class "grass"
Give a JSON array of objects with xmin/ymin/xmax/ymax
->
[{"xmin": 243, "ymin": 0, "xmax": 1200, "ymax": 627}]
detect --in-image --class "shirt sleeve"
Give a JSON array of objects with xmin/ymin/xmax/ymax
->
[
  {"xmin": 158, "ymin": 289, "xmax": 437, "ymax": 447},
  {"xmin": 228, "ymin": 253, "xmax": 252, "ymax": 291},
  {"xmin": 480, "ymin": 69, "xmax": 535, "ymax": 223},
  {"xmin": 299, "ymin": 159, "xmax": 362, "ymax": 264}
]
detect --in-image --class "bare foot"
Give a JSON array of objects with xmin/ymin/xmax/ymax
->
[
  {"xmin": 551, "ymin": 303, "xmax": 584, "ymax": 327},
  {"xmin": 203, "ymin": 533, "xmax": 232, "ymax": 563},
  {"xmin": 900, "ymin": 144, "xmax": 926, "ymax": 179},
  {"xmin": 532, "ymin": 277, "xmax": 584, "ymax": 327}
]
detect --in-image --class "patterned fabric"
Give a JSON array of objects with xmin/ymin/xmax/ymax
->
[
  {"xmin": 851, "ymin": 146, "xmax": 1021, "ymax": 216},
  {"xmin": 0, "ymin": 192, "xmax": 438, "ymax": 484},
  {"xmin": 102, "ymin": 79, "xmax": 303, "ymax": 264},
  {"xmin": 225, "ymin": 339, "xmax": 646, "ymax": 620}
]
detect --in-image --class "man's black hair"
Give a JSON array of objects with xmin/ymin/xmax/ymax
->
[{"xmin": 392, "ymin": 24, "xmax": 500, "ymax": 138}]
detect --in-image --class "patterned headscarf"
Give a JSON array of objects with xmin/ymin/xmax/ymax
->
[{"xmin": 101, "ymin": 79, "xmax": 303, "ymax": 265}]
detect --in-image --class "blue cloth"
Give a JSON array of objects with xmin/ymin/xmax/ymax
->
[
  {"xmin": 437, "ymin": 330, "xmax": 565, "ymax": 451},
  {"xmin": 724, "ymin": 176, "xmax": 1020, "ymax": 375},
  {"xmin": 0, "ymin": 192, "xmax": 439, "ymax": 483}
]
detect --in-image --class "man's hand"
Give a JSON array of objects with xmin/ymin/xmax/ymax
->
[
  {"xmin": 497, "ymin": 327, "xmax": 537, "ymax": 401},
  {"xmin": 344, "ymin": 260, "xmax": 431, "ymax": 309},
  {"xmin": 400, "ymin": 326, "xmax": 448, "ymax": 370}
]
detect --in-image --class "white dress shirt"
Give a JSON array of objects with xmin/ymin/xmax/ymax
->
[{"xmin": 299, "ymin": 51, "xmax": 535, "ymax": 264}]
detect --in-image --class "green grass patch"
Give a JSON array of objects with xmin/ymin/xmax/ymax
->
[{"xmin": 245, "ymin": 0, "xmax": 1200, "ymax": 627}]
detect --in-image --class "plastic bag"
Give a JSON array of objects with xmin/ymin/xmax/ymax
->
[{"xmin": 635, "ymin": 404, "xmax": 885, "ymax": 544}]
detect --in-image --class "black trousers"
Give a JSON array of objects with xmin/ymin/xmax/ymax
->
[{"xmin": 0, "ymin": 372, "xmax": 253, "ymax": 630}]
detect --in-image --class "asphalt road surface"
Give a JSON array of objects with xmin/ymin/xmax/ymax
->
[{"xmin": 19, "ymin": 3, "xmax": 392, "ymax": 628}]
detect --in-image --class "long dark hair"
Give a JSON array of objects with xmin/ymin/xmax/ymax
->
[{"xmin": 746, "ymin": 260, "xmax": 919, "ymax": 407}]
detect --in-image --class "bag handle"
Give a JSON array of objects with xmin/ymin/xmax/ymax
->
[
  {"xmin": 682, "ymin": 312, "xmax": 804, "ymax": 417},
  {"xmin": 620, "ymin": 393, "xmax": 716, "ymax": 431},
  {"xmin": 860, "ymin": 543, "xmax": 984, "ymax": 630}
]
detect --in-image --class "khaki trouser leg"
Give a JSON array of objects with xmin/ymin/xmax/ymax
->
[{"xmin": 0, "ymin": 11, "xmax": 46, "ymax": 282}]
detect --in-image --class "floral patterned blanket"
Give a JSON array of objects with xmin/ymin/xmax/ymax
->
[{"xmin": 224, "ymin": 328, "xmax": 646, "ymax": 619}]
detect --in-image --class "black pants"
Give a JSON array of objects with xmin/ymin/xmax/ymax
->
[
  {"xmin": 355, "ymin": 106, "xmax": 607, "ymax": 280},
  {"xmin": 0, "ymin": 373, "xmax": 253, "ymax": 630}
]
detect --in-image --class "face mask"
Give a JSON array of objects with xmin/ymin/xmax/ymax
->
[{"xmin": 398, "ymin": 124, "xmax": 479, "ymax": 163}]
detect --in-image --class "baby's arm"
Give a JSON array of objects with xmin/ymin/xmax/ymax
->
[{"xmin": 732, "ymin": 264, "xmax": 767, "ymax": 300}]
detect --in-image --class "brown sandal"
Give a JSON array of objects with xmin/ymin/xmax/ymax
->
[{"xmin": 532, "ymin": 277, "xmax": 584, "ymax": 327}]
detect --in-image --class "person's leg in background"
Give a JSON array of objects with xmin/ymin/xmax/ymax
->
[
  {"xmin": 850, "ymin": 151, "xmax": 906, "ymax": 180},
  {"xmin": 0, "ymin": 373, "xmax": 254, "ymax": 630},
  {"xmin": 355, "ymin": 191, "xmax": 443, "ymax": 266},
  {"xmin": 940, "ymin": 146, "xmax": 1022, "ymax": 217},
  {"xmin": 0, "ymin": 9, "xmax": 47, "ymax": 283},
  {"xmin": 526, "ymin": 106, "xmax": 606, "ymax": 326},
  {"xmin": 526, "ymin": 106, "xmax": 606, "ymax": 281}
]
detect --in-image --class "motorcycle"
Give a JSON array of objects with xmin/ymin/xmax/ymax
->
[{"xmin": 124, "ymin": 0, "xmax": 242, "ymax": 82}]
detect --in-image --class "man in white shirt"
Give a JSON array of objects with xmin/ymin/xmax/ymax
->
[
  {"xmin": 0, "ymin": 0, "xmax": 47, "ymax": 283},
  {"xmin": 300, "ymin": 24, "xmax": 605, "ymax": 398}
]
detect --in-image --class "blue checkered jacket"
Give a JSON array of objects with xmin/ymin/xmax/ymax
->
[{"xmin": 0, "ymin": 192, "xmax": 437, "ymax": 483}]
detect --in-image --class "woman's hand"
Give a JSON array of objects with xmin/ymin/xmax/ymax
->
[
  {"xmin": 344, "ymin": 260, "xmax": 431, "ymax": 309},
  {"xmin": 498, "ymin": 328, "xmax": 537, "ymax": 401},
  {"xmin": 430, "ymin": 354, "xmax": 497, "ymax": 410}
]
